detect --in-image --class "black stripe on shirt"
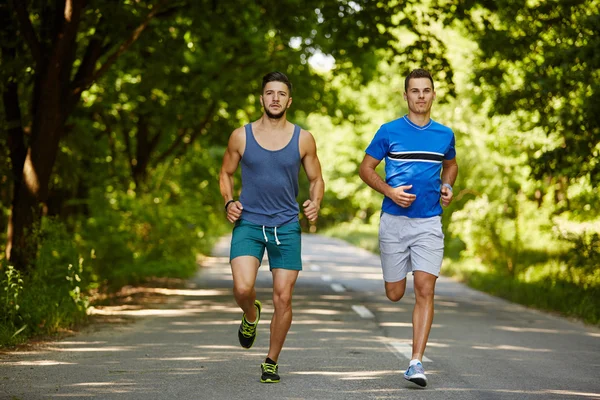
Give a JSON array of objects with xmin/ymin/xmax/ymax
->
[{"xmin": 388, "ymin": 152, "xmax": 444, "ymax": 162}]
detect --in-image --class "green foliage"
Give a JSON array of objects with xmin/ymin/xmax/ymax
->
[
  {"xmin": 322, "ymin": 221, "xmax": 380, "ymax": 255},
  {"xmin": 449, "ymin": 0, "xmax": 600, "ymax": 185},
  {"xmin": 444, "ymin": 259, "xmax": 600, "ymax": 326},
  {"xmin": 0, "ymin": 265, "xmax": 25, "ymax": 344},
  {"xmin": 559, "ymin": 229, "xmax": 600, "ymax": 288},
  {"xmin": 20, "ymin": 218, "xmax": 90, "ymax": 334},
  {"xmin": 0, "ymin": 218, "xmax": 91, "ymax": 346},
  {"xmin": 84, "ymin": 155, "xmax": 227, "ymax": 290}
]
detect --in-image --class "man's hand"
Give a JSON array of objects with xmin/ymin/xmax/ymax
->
[
  {"xmin": 302, "ymin": 199, "xmax": 320, "ymax": 222},
  {"xmin": 226, "ymin": 201, "xmax": 243, "ymax": 223},
  {"xmin": 440, "ymin": 186, "xmax": 453, "ymax": 207},
  {"xmin": 388, "ymin": 185, "xmax": 416, "ymax": 208}
]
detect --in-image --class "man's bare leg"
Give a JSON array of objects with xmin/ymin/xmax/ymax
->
[
  {"xmin": 266, "ymin": 268, "xmax": 299, "ymax": 362},
  {"xmin": 231, "ymin": 256, "xmax": 260, "ymax": 322},
  {"xmin": 412, "ymin": 271, "xmax": 437, "ymax": 360}
]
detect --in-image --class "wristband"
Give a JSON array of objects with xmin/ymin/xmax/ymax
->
[
  {"xmin": 224, "ymin": 199, "xmax": 235, "ymax": 212},
  {"xmin": 442, "ymin": 183, "xmax": 453, "ymax": 192}
]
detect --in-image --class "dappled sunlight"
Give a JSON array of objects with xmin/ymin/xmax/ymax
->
[
  {"xmin": 1, "ymin": 350, "xmax": 49, "ymax": 356},
  {"xmin": 421, "ymin": 341, "xmax": 450, "ymax": 348},
  {"xmin": 586, "ymin": 332, "xmax": 600, "ymax": 338},
  {"xmin": 112, "ymin": 287, "xmax": 228, "ymax": 297},
  {"xmin": 472, "ymin": 344, "xmax": 552, "ymax": 352},
  {"xmin": 88, "ymin": 307, "xmax": 196, "ymax": 317},
  {"xmin": 142, "ymin": 357, "xmax": 209, "ymax": 361},
  {"xmin": 436, "ymin": 309, "xmax": 459, "ymax": 314},
  {"xmin": 302, "ymin": 301, "xmax": 354, "ymax": 307},
  {"xmin": 545, "ymin": 390, "xmax": 600, "ymax": 398},
  {"xmin": 1, "ymin": 360, "xmax": 77, "ymax": 366},
  {"xmin": 288, "ymin": 319, "xmax": 345, "ymax": 325},
  {"xmin": 313, "ymin": 328, "xmax": 371, "ymax": 333},
  {"xmin": 304, "ymin": 294, "xmax": 352, "ymax": 301},
  {"xmin": 494, "ymin": 326, "xmax": 578, "ymax": 335},
  {"xmin": 327, "ymin": 266, "xmax": 382, "ymax": 273},
  {"xmin": 193, "ymin": 345, "xmax": 239, "ymax": 350},
  {"xmin": 375, "ymin": 306, "xmax": 409, "ymax": 312},
  {"xmin": 45, "ymin": 346, "xmax": 134, "ymax": 352},
  {"xmin": 380, "ymin": 322, "xmax": 443, "ymax": 328},
  {"xmin": 297, "ymin": 308, "xmax": 342, "ymax": 315},
  {"xmin": 70, "ymin": 382, "xmax": 135, "ymax": 387},
  {"xmin": 58, "ymin": 341, "xmax": 107, "ymax": 345},
  {"xmin": 436, "ymin": 300, "xmax": 459, "ymax": 307},
  {"xmin": 88, "ymin": 301, "xmax": 242, "ymax": 317},
  {"xmin": 434, "ymin": 388, "xmax": 600, "ymax": 398},
  {"xmin": 292, "ymin": 369, "xmax": 399, "ymax": 380}
]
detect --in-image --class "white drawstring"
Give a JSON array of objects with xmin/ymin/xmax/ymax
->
[
  {"xmin": 274, "ymin": 227, "xmax": 281, "ymax": 245},
  {"xmin": 262, "ymin": 226, "xmax": 281, "ymax": 245}
]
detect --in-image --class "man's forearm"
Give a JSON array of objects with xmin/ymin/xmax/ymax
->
[
  {"xmin": 441, "ymin": 164, "xmax": 458, "ymax": 187},
  {"xmin": 309, "ymin": 178, "xmax": 324, "ymax": 206},
  {"xmin": 360, "ymin": 166, "xmax": 390, "ymax": 198},
  {"xmin": 219, "ymin": 171, "xmax": 235, "ymax": 203}
]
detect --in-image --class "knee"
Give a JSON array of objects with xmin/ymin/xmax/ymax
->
[
  {"xmin": 233, "ymin": 283, "xmax": 253, "ymax": 301},
  {"xmin": 385, "ymin": 280, "xmax": 406, "ymax": 302},
  {"xmin": 386, "ymin": 287, "xmax": 405, "ymax": 302},
  {"xmin": 273, "ymin": 291, "xmax": 293, "ymax": 310},
  {"xmin": 414, "ymin": 283, "xmax": 435, "ymax": 301}
]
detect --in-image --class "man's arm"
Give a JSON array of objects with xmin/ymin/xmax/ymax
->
[
  {"xmin": 440, "ymin": 157, "xmax": 458, "ymax": 207},
  {"xmin": 300, "ymin": 130, "xmax": 324, "ymax": 222},
  {"xmin": 359, "ymin": 154, "xmax": 416, "ymax": 208},
  {"xmin": 219, "ymin": 127, "xmax": 245, "ymax": 223}
]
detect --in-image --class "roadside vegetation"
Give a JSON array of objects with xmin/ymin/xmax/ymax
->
[{"xmin": 1, "ymin": 0, "xmax": 598, "ymax": 347}]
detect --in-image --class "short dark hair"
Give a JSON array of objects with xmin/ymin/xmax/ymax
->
[
  {"xmin": 262, "ymin": 71, "xmax": 292, "ymax": 94},
  {"xmin": 404, "ymin": 69, "xmax": 434, "ymax": 92}
]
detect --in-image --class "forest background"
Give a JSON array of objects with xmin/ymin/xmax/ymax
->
[{"xmin": 1, "ymin": 0, "xmax": 598, "ymax": 346}]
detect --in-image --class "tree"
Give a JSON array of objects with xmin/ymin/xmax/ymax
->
[
  {"xmin": 1, "ymin": 0, "xmax": 177, "ymax": 271},
  {"xmin": 447, "ymin": 0, "xmax": 600, "ymax": 185},
  {"xmin": 1, "ymin": 0, "xmax": 453, "ymax": 271}
]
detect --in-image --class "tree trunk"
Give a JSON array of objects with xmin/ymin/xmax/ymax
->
[
  {"xmin": 8, "ymin": 69, "xmax": 67, "ymax": 271},
  {"xmin": 5, "ymin": 0, "xmax": 165, "ymax": 270},
  {"xmin": 6, "ymin": 0, "xmax": 83, "ymax": 271}
]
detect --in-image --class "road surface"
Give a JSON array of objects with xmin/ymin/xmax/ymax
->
[{"xmin": 1, "ymin": 234, "xmax": 599, "ymax": 399}]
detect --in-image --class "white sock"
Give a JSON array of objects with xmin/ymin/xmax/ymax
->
[{"xmin": 409, "ymin": 359, "xmax": 421, "ymax": 367}]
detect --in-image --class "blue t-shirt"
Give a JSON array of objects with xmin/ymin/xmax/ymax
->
[{"xmin": 365, "ymin": 115, "xmax": 456, "ymax": 218}]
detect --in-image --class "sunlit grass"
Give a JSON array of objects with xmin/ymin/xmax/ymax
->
[
  {"xmin": 322, "ymin": 222, "xmax": 600, "ymax": 326},
  {"xmin": 322, "ymin": 221, "xmax": 379, "ymax": 254}
]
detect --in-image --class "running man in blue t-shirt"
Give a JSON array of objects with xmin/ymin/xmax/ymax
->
[{"xmin": 359, "ymin": 69, "xmax": 458, "ymax": 388}]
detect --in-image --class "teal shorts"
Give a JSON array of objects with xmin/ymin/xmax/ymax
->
[{"xmin": 230, "ymin": 219, "xmax": 302, "ymax": 271}]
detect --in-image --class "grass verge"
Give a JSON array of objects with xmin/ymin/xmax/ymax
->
[{"xmin": 321, "ymin": 222, "xmax": 599, "ymax": 326}]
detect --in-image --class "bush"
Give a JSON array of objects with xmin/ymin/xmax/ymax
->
[{"xmin": 0, "ymin": 218, "xmax": 91, "ymax": 346}]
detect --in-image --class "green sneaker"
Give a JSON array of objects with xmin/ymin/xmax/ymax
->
[
  {"xmin": 260, "ymin": 362, "xmax": 280, "ymax": 383},
  {"xmin": 238, "ymin": 300, "xmax": 261, "ymax": 349}
]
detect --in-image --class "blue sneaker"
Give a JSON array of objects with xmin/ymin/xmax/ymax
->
[{"xmin": 404, "ymin": 362, "xmax": 427, "ymax": 387}]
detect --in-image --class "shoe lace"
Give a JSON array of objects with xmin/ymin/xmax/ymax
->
[
  {"xmin": 241, "ymin": 317, "xmax": 256, "ymax": 337},
  {"xmin": 262, "ymin": 363, "xmax": 278, "ymax": 374}
]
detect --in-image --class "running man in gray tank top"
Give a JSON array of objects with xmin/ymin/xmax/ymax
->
[{"xmin": 219, "ymin": 71, "xmax": 324, "ymax": 384}]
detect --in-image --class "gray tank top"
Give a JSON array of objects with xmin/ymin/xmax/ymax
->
[{"xmin": 239, "ymin": 123, "xmax": 301, "ymax": 227}]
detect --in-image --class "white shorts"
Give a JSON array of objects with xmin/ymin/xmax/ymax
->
[{"xmin": 378, "ymin": 212, "xmax": 444, "ymax": 282}]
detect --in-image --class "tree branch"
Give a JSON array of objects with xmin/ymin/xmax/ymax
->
[
  {"xmin": 12, "ymin": 0, "xmax": 43, "ymax": 66},
  {"xmin": 72, "ymin": 0, "xmax": 170, "ymax": 96},
  {"xmin": 155, "ymin": 101, "xmax": 217, "ymax": 164}
]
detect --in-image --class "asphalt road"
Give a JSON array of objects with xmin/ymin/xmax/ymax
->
[{"xmin": 1, "ymin": 234, "xmax": 599, "ymax": 399}]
